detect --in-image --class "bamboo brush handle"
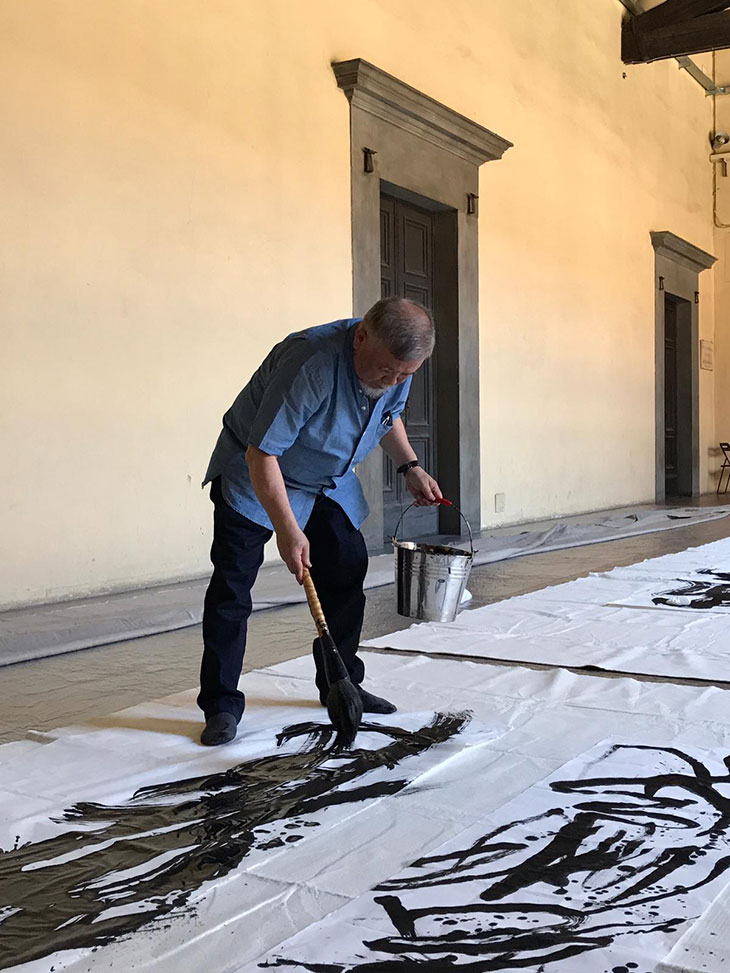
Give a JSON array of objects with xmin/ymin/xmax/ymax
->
[{"xmin": 302, "ymin": 569, "xmax": 327, "ymax": 637}]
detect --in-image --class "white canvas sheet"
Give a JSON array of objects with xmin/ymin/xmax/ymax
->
[
  {"xmin": 362, "ymin": 535, "xmax": 730, "ymax": 682},
  {"xmin": 250, "ymin": 737, "xmax": 730, "ymax": 973},
  {"xmin": 657, "ymin": 877, "xmax": 730, "ymax": 972},
  {"xmin": 3, "ymin": 505, "xmax": 726, "ymax": 667},
  {"xmin": 5, "ymin": 651, "xmax": 730, "ymax": 971}
]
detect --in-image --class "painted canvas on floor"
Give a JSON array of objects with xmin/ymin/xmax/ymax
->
[
  {"xmin": 251, "ymin": 740, "xmax": 730, "ymax": 972},
  {"xmin": 362, "ymin": 540, "xmax": 730, "ymax": 681},
  {"xmin": 611, "ymin": 567, "xmax": 730, "ymax": 614},
  {"xmin": 0, "ymin": 711, "xmax": 494, "ymax": 972}
]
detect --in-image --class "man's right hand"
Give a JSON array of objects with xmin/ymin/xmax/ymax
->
[{"xmin": 276, "ymin": 524, "xmax": 311, "ymax": 584}]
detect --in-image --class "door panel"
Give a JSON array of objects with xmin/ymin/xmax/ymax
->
[
  {"xmin": 664, "ymin": 297, "xmax": 678, "ymax": 497},
  {"xmin": 403, "ymin": 219, "xmax": 429, "ymax": 276},
  {"xmin": 664, "ymin": 293, "xmax": 693, "ymax": 498},
  {"xmin": 381, "ymin": 193, "xmax": 438, "ymax": 540},
  {"xmin": 380, "ymin": 203, "xmax": 393, "ymax": 298}
]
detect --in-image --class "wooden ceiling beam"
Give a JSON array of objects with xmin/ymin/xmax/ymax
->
[
  {"xmin": 623, "ymin": 9, "xmax": 730, "ymax": 61},
  {"xmin": 633, "ymin": 0, "xmax": 730, "ymax": 32}
]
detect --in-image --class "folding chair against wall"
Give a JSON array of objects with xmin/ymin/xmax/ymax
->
[{"xmin": 718, "ymin": 442, "xmax": 730, "ymax": 495}]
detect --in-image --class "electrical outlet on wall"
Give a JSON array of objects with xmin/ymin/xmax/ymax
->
[{"xmin": 494, "ymin": 492, "xmax": 505, "ymax": 513}]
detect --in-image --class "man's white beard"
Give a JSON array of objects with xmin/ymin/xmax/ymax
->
[{"xmin": 360, "ymin": 383, "xmax": 387, "ymax": 400}]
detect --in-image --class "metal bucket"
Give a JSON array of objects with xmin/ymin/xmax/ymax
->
[{"xmin": 392, "ymin": 503, "xmax": 474, "ymax": 622}]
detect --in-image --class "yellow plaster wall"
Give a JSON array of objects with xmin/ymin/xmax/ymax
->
[
  {"xmin": 1, "ymin": 0, "xmax": 352, "ymax": 607},
  {"xmin": 478, "ymin": 12, "xmax": 715, "ymax": 524},
  {"xmin": 0, "ymin": 0, "xmax": 718, "ymax": 607}
]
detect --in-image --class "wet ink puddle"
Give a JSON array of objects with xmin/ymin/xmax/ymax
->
[{"xmin": 0, "ymin": 713, "xmax": 471, "ymax": 970}]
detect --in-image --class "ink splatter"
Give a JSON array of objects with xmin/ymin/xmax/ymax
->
[
  {"xmin": 0, "ymin": 713, "xmax": 469, "ymax": 969},
  {"xmin": 260, "ymin": 743, "xmax": 730, "ymax": 971},
  {"xmin": 652, "ymin": 568, "xmax": 730, "ymax": 610}
]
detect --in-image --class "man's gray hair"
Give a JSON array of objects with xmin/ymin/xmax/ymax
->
[{"xmin": 362, "ymin": 297, "xmax": 435, "ymax": 361}]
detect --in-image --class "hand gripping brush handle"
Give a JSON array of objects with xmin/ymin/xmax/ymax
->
[{"xmin": 302, "ymin": 568, "xmax": 363, "ymax": 749}]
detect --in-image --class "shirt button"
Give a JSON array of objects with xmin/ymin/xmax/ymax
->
[{"xmin": 361, "ymin": 405, "xmax": 366, "ymax": 411}]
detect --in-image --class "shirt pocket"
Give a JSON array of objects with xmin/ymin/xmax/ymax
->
[{"xmin": 376, "ymin": 411, "xmax": 394, "ymax": 441}]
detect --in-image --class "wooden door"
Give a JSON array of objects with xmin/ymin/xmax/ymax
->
[
  {"xmin": 380, "ymin": 193, "xmax": 438, "ymax": 540},
  {"xmin": 664, "ymin": 293, "xmax": 694, "ymax": 498},
  {"xmin": 664, "ymin": 295, "xmax": 679, "ymax": 497}
]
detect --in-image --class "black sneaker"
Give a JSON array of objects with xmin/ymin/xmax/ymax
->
[
  {"xmin": 357, "ymin": 687, "xmax": 397, "ymax": 715},
  {"xmin": 319, "ymin": 686, "xmax": 397, "ymax": 715},
  {"xmin": 200, "ymin": 712, "xmax": 238, "ymax": 746}
]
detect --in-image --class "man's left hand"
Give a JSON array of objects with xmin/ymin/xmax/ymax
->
[{"xmin": 405, "ymin": 467, "xmax": 443, "ymax": 506}]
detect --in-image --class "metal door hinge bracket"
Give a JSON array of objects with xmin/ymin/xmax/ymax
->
[{"xmin": 363, "ymin": 147, "xmax": 377, "ymax": 173}]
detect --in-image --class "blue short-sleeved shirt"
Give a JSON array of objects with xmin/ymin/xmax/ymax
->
[{"xmin": 203, "ymin": 318, "xmax": 412, "ymax": 530}]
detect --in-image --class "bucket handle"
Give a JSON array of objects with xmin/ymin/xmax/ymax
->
[{"xmin": 392, "ymin": 501, "xmax": 474, "ymax": 557}]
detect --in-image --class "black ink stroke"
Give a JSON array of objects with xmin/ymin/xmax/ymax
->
[
  {"xmin": 652, "ymin": 568, "xmax": 730, "ymax": 610},
  {"xmin": 0, "ymin": 712, "xmax": 470, "ymax": 969},
  {"xmin": 262, "ymin": 743, "xmax": 730, "ymax": 972}
]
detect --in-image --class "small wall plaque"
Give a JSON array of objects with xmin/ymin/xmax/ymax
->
[{"xmin": 701, "ymin": 339, "xmax": 714, "ymax": 371}]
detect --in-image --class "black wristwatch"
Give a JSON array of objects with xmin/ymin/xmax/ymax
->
[{"xmin": 397, "ymin": 460, "xmax": 421, "ymax": 476}]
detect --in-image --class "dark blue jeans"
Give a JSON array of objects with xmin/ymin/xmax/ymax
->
[{"xmin": 198, "ymin": 478, "xmax": 368, "ymax": 721}]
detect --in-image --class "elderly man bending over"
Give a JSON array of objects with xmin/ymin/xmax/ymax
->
[{"xmin": 199, "ymin": 297, "xmax": 443, "ymax": 745}]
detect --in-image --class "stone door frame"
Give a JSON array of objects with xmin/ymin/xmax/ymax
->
[
  {"xmin": 651, "ymin": 230, "xmax": 715, "ymax": 502},
  {"xmin": 332, "ymin": 59, "xmax": 512, "ymax": 547}
]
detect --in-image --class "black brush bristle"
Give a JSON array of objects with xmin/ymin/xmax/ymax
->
[
  {"xmin": 317, "ymin": 630, "xmax": 362, "ymax": 748},
  {"xmin": 326, "ymin": 677, "xmax": 363, "ymax": 750}
]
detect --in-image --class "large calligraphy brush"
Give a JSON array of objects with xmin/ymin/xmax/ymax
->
[{"xmin": 302, "ymin": 568, "xmax": 363, "ymax": 748}]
